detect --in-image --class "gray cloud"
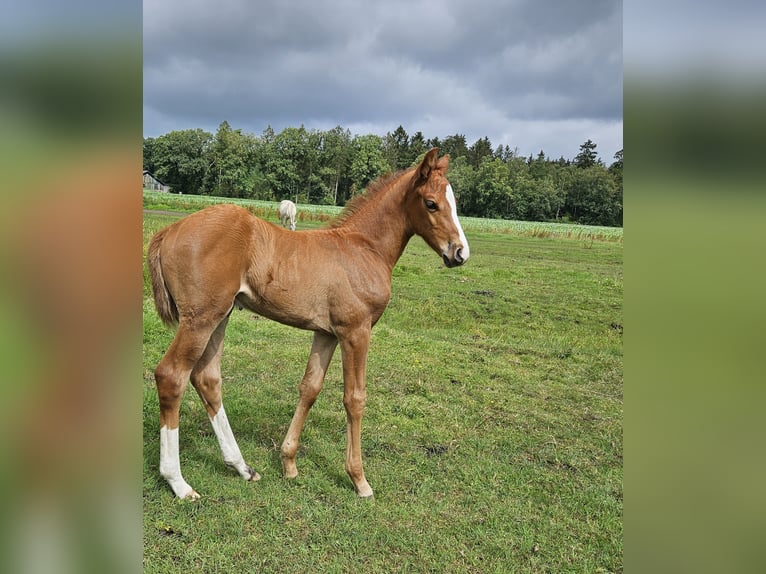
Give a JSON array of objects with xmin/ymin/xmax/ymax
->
[{"xmin": 144, "ymin": 0, "xmax": 622, "ymax": 161}]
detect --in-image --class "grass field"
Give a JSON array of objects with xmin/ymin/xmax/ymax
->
[{"xmin": 142, "ymin": 206, "xmax": 623, "ymax": 572}]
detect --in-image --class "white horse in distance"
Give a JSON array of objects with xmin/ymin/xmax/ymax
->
[{"xmin": 279, "ymin": 200, "xmax": 297, "ymax": 231}]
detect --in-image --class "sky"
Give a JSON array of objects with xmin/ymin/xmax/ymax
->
[{"xmin": 143, "ymin": 0, "xmax": 623, "ymax": 163}]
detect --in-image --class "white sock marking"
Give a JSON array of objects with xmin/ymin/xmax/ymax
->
[
  {"xmin": 210, "ymin": 407, "xmax": 252, "ymax": 479},
  {"xmin": 159, "ymin": 426, "xmax": 196, "ymax": 498}
]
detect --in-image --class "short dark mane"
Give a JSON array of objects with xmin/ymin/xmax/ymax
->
[{"xmin": 328, "ymin": 169, "xmax": 409, "ymax": 229}]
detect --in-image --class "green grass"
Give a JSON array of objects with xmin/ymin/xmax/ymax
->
[{"xmin": 143, "ymin": 210, "xmax": 622, "ymax": 573}]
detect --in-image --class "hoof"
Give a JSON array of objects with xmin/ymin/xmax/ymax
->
[
  {"xmin": 281, "ymin": 458, "xmax": 298, "ymax": 479},
  {"xmin": 181, "ymin": 489, "xmax": 200, "ymax": 501},
  {"xmin": 247, "ymin": 468, "xmax": 261, "ymax": 482},
  {"xmin": 355, "ymin": 482, "xmax": 374, "ymax": 499}
]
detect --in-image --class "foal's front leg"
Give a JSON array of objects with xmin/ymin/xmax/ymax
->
[
  {"xmin": 339, "ymin": 327, "xmax": 374, "ymax": 498},
  {"xmin": 281, "ymin": 332, "xmax": 338, "ymax": 479}
]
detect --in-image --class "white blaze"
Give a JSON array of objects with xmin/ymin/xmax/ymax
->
[{"xmin": 445, "ymin": 184, "xmax": 470, "ymax": 260}]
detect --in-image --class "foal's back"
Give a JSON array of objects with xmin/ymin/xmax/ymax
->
[{"xmin": 158, "ymin": 203, "xmax": 391, "ymax": 332}]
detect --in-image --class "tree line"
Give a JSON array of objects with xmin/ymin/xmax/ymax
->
[{"xmin": 143, "ymin": 122, "xmax": 623, "ymax": 226}]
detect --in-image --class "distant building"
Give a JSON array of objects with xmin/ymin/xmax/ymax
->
[{"xmin": 143, "ymin": 170, "xmax": 169, "ymax": 192}]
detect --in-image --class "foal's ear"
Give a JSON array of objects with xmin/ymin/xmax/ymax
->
[{"xmin": 413, "ymin": 148, "xmax": 440, "ymax": 186}]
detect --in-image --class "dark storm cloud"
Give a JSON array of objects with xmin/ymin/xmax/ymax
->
[{"xmin": 144, "ymin": 0, "xmax": 622, "ymax": 160}]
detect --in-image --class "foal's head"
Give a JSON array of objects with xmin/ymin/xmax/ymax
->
[{"xmin": 406, "ymin": 149, "xmax": 470, "ymax": 268}]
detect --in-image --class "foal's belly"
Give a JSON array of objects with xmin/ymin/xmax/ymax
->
[{"xmin": 234, "ymin": 285, "xmax": 331, "ymax": 333}]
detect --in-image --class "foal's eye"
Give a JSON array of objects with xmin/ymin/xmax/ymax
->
[{"xmin": 425, "ymin": 199, "xmax": 438, "ymax": 211}]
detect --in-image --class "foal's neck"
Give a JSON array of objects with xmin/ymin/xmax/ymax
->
[{"xmin": 336, "ymin": 179, "xmax": 413, "ymax": 271}]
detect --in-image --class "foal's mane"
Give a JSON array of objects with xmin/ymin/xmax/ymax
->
[{"xmin": 328, "ymin": 168, "xmax": 412, "ymax": 229}]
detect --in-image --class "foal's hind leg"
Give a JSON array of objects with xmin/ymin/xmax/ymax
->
[
  {"xmin": 281, "ymin": 332, "xmax": 338, "ymax": 479},
  {"xmin": 155, "ymin": 318, "xmax": 221, "ymax": 500},
  {"xmin": 191, "ymin": 315, "xmax": 260, "ymax": 483}
]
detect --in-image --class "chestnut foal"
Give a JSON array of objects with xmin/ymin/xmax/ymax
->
[{"xmin": 147, "ymin": 148, "xmax": 469, "ymax": 499}]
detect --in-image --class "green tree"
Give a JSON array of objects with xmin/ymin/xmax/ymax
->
[
  {"xmin": 467, "ymin": 136, "xmax": 494, "ymax": 168},
  {"xmin": 151, "ymin": 128, "xmax": 213, "ymax": 194},
  {"xmin": 608, "ymin": 149, "xmax": 623, "ymax": 225},
  {"xmin": 441, "ymin": 134, "xmax": 468, "ymax": 161},
  {"xmin": 494, "ymin": 144, "xmax": 515, "ymax": 162},
  {"xmin": 204, "ymin": 120, "xmax": 258, "ymax": 197},
  {"xmin": 304, "ymin": 129, "xmax": 326, "ymax": 204},
  {"xmin": 318, "ymin": 126, "xmax": 353, "ymax": 205},
  {"xmin": 250, "ymin": 129, "xmax": 273, "ymax": 199},
  {"xmin": 563, "ymin": 165, "xmax": 620, "ymax": 225},
  {"xmin": 383, "ymin": 125, "xmax": 413, "ymax": 171},
  {"xmin": 473, "ymin": 157, "xmax": 512, "ymax": 218},
  {"xmin": 409, "ymin": 131, "xmax": 428, "ymax": 166},
  {"xmin": 529, "ymin": 150, "xmax": 554, "ymax": 180},
  {"xmin": 269, "ymin": 126, "xmax": 311, "ymax": 202},
  {"xmin": 510, "ymin": 174, "xmax": 561, "ymax": 221},
  {"xmin": 574, "ymin": 139, "xmax": 600, "ymax": 168},
  {"xmin": 143, "ymin": 137, "xmax": 158, "ymax": 173},
  {"xmin": 506, "ymin": 151, "xmax": 529, "ymax": 181},
  {"xmin": 349, "ymin": 134, "xmax": 388, "ymax": 198},
  {"xmin": 608, "ymin": 149, "xmax": 623, "ymax": 187},
  {"xmin": 262, "ymin": 125, "xmax": 276, "ymax": 143}
]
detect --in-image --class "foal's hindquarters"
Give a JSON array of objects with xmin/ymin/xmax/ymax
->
[{"xmin": 150, "ymin": 211, "xmax": 263, "ymax": 499}]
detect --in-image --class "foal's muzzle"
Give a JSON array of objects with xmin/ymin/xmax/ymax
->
[{"xmin": 442, "ymin": 243, "xmax": 468, "ymax": 268}]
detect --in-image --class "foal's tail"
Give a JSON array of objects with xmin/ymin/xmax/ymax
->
[{"xmin": 147, "ymin": 228, "xmax": 179, "ymax": 328}]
